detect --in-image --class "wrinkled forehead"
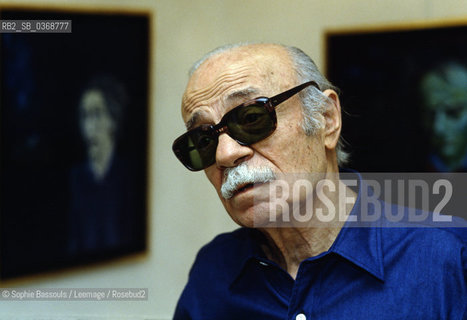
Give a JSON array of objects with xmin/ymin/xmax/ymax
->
[
  {"xmin": 181, "ymin": 45, "xmax": 295, "ymax": 120},
  {"xmin": 191, "ymin": 45, "xmax": 292, "ymax": 86}
]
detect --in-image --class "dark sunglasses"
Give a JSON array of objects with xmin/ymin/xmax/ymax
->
[{"xmin": 172, "ymin": 81, "xmax": 320, "ymax": 171}]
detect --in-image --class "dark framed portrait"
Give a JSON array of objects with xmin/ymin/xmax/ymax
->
[
  {"xmin": 0, "ymin": 7, "xmax": 150, "ymax": 280},
  {"xmin": 326, "ymin": 21, "xmax": 467, "ymax": 172}
]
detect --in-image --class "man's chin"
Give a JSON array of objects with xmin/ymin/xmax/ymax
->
[{"xmin": 224, "ymin": 202, "xmax": 279, "ymax": 229}]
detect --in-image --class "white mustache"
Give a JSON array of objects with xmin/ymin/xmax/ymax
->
[{"xmin": 220, "ymin": 163, "xmax": 276, "ymax": 199}]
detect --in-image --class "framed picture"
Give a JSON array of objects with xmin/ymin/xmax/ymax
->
[
  {"xmin": 0, "ymin": 7, "xmax": 150, "ymax": 280},
  {"xmin": 326, "ymin": 21, "xmax": 467, "ymax": 172}
]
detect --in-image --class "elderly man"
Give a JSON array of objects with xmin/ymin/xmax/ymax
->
[{"xmin": 172, "ymin": 43, "xmax": 466, "ymax": 319}]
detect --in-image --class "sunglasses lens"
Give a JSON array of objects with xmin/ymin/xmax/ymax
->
[
  {"xmin": 228, "ymin": 104, "xmax": 276, "ymax": 144},
  {"xmin": 173, "ymin": 104, "xmax": 276, "ymax": 171},
  {"xmin": 173, "ymin": 127, "xmax": 218, "ymax": 171}
]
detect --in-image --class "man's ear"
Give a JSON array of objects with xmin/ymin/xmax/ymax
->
[{"xmin": 322, "ymin": 89, "xmax": 342, "ymax": 150}]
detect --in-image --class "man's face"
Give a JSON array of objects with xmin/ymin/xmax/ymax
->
[
  {"xmin": 421, "ymin": 64, "xmax": 467, "ymax": 168},
  {"xmin": 181, "ymin": 45, "xmax": 329, "ymax": 227},
  {"xmin": 79, "ymin": 89, "xmax": 116, "ymax": 161}
]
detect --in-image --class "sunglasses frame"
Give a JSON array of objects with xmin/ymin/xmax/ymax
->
[{"xmin": 173, "ymin": 81, "xmax": 320, "ymax": 171}]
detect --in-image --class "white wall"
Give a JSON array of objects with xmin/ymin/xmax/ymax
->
[{"xmin": 0, "ymin": 0, "xmax": 466, "ymax": 319}]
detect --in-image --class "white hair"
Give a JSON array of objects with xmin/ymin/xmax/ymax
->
[
  {"xmin": 284, "ymin": 45, "xmax": 349, "ymax": 165},
  {"xmin": 188, "ymin": 43, "xmax": 350, "ymax": 166},
  {"xmin": 221, "ymin": 163, "xmax": 276, "ymax": 199}
]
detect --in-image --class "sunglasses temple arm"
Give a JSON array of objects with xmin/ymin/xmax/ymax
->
[{"xmin": 269, "ymin": 81, "xmax": 320, "ymax": 107}]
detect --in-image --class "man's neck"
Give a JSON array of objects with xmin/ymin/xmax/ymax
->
[{"xmin": 259, "ymin": 181, "xmax": 357, "ymax": 280}]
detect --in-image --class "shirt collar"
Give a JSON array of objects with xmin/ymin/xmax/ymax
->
[
  {"xmin": 228, "ymin": 169, "xmax": 385, "ymax": 286},
  {"xmin": 329, "ymin": 169, "xmax": 385, "ymax": 281},
  {"xmin": 222, "ymin": 228, "xmax": 266, "ymax": 288}
]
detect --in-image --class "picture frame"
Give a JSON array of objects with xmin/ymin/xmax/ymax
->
[
  {"xmin": 325, "ymin": 20, "xmax": 467, "ymax": 172},
  {"xmin": 0, "ymin": 7, "xmax": 151, "ymax": 280}
]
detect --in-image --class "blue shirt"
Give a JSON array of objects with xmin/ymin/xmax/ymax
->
[{"xmin": 174, "ymin": 177, "xmax": 467, "ymax": 319}]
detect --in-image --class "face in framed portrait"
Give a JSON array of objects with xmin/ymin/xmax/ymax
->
[
  {"xmin": 0, "ymin": 8, "xmax": 149, "ymax": 280},
  {"xmin": 326, "ymin": 23, "xmax": 467, "ymax": 172},
  {"xmin": 419, "ymin": 62, "xmax": 467, "ymax": 172}
]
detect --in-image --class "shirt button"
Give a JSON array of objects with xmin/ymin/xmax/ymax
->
[
  {"xmin": 296, "ymin": 313, "xmax": 306, "ymax": 320},
  {"xmin": 259, "ymin": 261, "xmax": 268, "ymax": 266}
]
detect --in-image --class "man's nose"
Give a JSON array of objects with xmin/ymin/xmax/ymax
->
[{"xmin": 215, "ymin": 133, "xmax": 253, "ymax": 169}]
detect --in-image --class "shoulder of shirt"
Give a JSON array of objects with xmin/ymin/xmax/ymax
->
[
  {"xmin": 382, "ymin": 203, "xmax": 466, "ymax": 239},
  {"xmin": 187, "ymin": 228, "xmax": 255, "ymax": 278},
  {"xmin": 379, "ymin": 204, "xmax": 466, "ymax": 263},
  {"xmin": 195, "ymin": 227, "xmax": 253, "ymax": 260}
]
